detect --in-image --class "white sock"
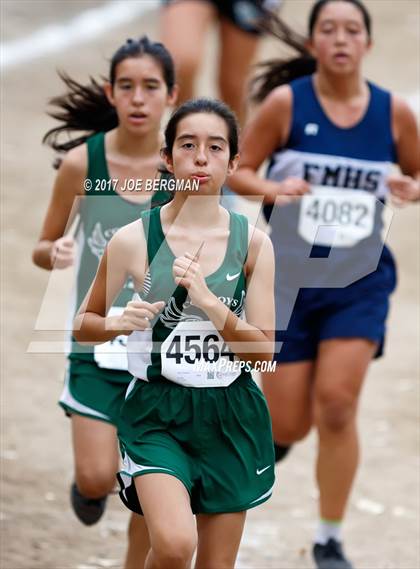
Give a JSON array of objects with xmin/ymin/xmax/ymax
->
[{"xmin": 314, "ymin": 519, "xmax": 342, "ymax": 545}]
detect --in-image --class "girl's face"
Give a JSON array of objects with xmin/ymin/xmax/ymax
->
[
  {"xmin": 308, "ymin": 1, "xmax": 371, "ymax": 75},
  {"xmin": 105, "ymin": 55, "xmax": 177, "ymax": 134},
  {"xmin": 165, "ymin": 112, "xmax": 239, "ymax": 195}
]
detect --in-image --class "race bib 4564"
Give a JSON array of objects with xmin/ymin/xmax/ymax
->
[{"xmin": 161, "ymin": 321, "xmax": 240, "ymax": 387}]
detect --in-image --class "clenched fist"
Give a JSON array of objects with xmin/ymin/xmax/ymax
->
[{"xmin": 50, "ymin": 236, "xmax": 76, "ymax": 269}]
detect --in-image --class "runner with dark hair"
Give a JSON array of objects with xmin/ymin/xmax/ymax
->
[
  {"xmin": 33, "ymin": 36, "xmax": 177, "ymax": 568},
  {"xmin": 74, "ymin": 97, "xmax": 276, "ymax": 569},
  {"xmin": 229, "ymin": 2, "xmax": 420, "ymax": 567}
]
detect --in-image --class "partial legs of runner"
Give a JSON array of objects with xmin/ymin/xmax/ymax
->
[
  {"xmin": 72, "ymin": 416, "xmax": 151, "ymax": 567},
  {"xmin": 218, "ymin": 18, "xmax": 260, "ymax": 125},
  {"xmin": 135, "ymin": 474, "xmax": 197, "ymax": 569},
  {"xmin": 195, "ymin": 511, "xmax": 246, "ymax": 569},
  {"xmin": 313, "ymin": 338, "xmax": 377, "ymax": 521},
  {"xmin": 71, "ymin": 415, "xmax": 119, "ymax": 497},
  {"xmin": 124, "ymin": 513, "xmax": 150, "ymax": 569},
  {"xmin": 160, "ymin": 0, "xmax": 216, "ymax": 105},
  {"xmin": 261, "ymin": 361, "xmax": 314, "ymax": 444},
  {"xmin": 263, "ymin": 339, "xmax": 375, "ymax": 517}
]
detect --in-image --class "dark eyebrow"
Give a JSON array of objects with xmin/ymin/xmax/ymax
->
[
  {"xmin": 320, "ymin": 18, "xmax": 362, "ymax": 25},
  {"xmin": 176, "ymin": 134, "xmax": 228, "ymax": 144},
  {"xmin": 116, "ymin": 77, "xmax": 161, "ymax": 83},
  {"xmin": 209, "ymin": 136, "xmax": 228, "ymax": 144}
]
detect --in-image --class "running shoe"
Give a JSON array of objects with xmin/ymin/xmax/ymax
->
[
  {"xmin": 313, "ymin": 539, "xmax": 354, "ymax": 569},
  {"xmin": 70, "ymin": 482, "xmax": 107, "ymax": 526}
]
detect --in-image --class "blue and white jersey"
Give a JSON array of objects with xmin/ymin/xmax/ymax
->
[
  {"xmin": 265, "ymin": 74, "xmax": 397, "ymax": 295},
  {"xmin": 265, "ymin": 75, "xmax": 396, "ymax": 249}
]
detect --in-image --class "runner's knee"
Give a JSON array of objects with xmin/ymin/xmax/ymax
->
[
  {"xmin": 151, "ymin": 528, "xmax": 197, "ymax": 569},
  {"xmin": 314, "ymin": 391, "xmax": 357, "ymax": 433},
  {"xmin": 75, "ymin": 467, "xmax": 115, "ymax": 498}
]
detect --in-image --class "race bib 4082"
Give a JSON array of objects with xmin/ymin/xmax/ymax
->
[{"xmin": 298, "ymin": 186, "xmax": 376, "ymax": 247}]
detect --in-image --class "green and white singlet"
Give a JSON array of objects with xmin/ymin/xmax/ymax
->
[
  {"xmin": 127, "ymin": 206, "xmax": 249, "ymax": 387},
  {"xmin": 59, "ymin": 132, "xmax": 170, "ymax": 423},
  {"xmin": 118, "ymin": 206, "xmax": 275, "ymax": 514}
]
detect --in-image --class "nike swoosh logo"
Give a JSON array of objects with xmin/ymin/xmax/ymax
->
[
  {"xmin": 226, "ymin": 272, "xmax": 241, "ymax": 281},
  {"xmin": 256, "ymin": 465, "xmax": 271, "ymax": 475}
]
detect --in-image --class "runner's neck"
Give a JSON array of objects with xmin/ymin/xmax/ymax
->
[
  {"xmin": 314, "ymin": 70, "xmax": 367, "ymax": 102},
  {"xmin": 163, "ymin": 194, "xmax": 225, "ymax": 230},
  {"xmin": 108, "ymin": 126, "xmax": 163, "ymax": 158}
]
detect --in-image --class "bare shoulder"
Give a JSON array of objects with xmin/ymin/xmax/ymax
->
[
  {"xmin": 391, "ymin": 94, "xmax": 415, "ymax": 117},
  {"xmin": 55, "ymin": 143, "xmax": 88, "ymax": 196},
  {"xmin": 266, "ymin": 84, "xmax": 293, "ymax": 105},
  {"xmin": 248, "ymin": 224, "xmax": 274, "ymax": 251},
  {"xmin": 259, "ymin": 84, "xmax": 293, "ymax": 115},
  {"xmin": 391, "ymin": 95, "xmax": 418, "ymax": 133},
  {"xmin": 60, "ymin": 143, "xmax": 87, "ymax": 174},
  {"xmin": 246, "ymin": 224, "xmax": 274, "ymax": 272},
  {"xmin": 249, "ymin": 85, "xmax": 293, "ymax": 148},
  {"xmin": 109, "ymin": 218, "xmax": 146, "ymax": 253}
]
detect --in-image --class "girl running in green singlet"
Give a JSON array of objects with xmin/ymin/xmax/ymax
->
[
  {"xmin": 32, "ymin": 37, "xmax": 177, "ymax": 569},
  {"xmin": 74, "ymin": 98, "xmax": 276, "ymax": 569}
]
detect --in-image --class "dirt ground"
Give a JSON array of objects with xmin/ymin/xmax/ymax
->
[{"xmin": 1, "ymin": 1, "xmax": 419, "ymax": 568}]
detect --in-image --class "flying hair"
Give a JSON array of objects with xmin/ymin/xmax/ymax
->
[
  {"xmin": 251, "ymin": 0, "xmax": 372, "ymax": 102},
  {"xmin": 43, "ymin": 36, "xmax": 175, "ymax": 158}
]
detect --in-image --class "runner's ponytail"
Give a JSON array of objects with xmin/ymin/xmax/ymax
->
[
  {"xmin": 43, "ymin": 72, "xmax": 116, "ymax": 154},
  {"xmin": 251, "ymin": 11, "xmax": 315, "ymax": 102}
]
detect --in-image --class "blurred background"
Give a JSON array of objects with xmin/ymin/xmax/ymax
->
[{"xmin": 1, "ymin": 1, "xmax": 419, "ymax": 568}]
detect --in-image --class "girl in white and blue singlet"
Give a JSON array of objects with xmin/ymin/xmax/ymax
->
[{"xmin": 230, "ymin": 2, "xmax": 420, "ymax": 568}]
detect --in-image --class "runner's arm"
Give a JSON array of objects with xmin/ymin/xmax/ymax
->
[
  {"xmin": 389, "ymin": 96, "xmax": 420, "ymax": 202},
  {"xmin": 73, "ymin": 221, "xmax": 155, "ymax": 344},
  {"xmin": 228, "ymin": 86, "xmax": 307, "ymax": 201},
  {"xmin": 32, "ymin": 144, "xmax": 86, "ymax": 269}
]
